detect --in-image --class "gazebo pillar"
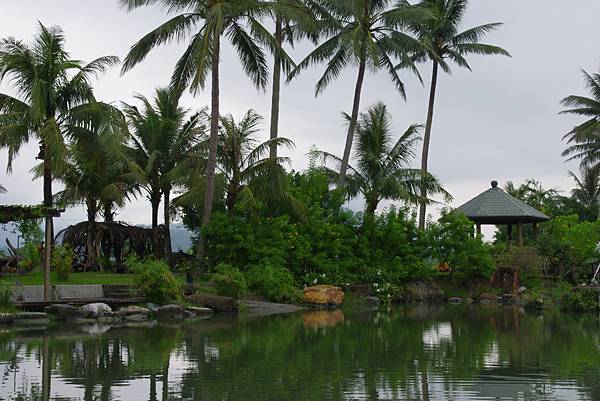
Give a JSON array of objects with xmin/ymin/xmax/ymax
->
[
  {"xmin": 532, "ymin": 222, "xmax": 538, "ymax": 238},
  {"xmin": 476, "ymin": 223, "xmax": 481, "ymax": 237},
  {"xmin": 517, "ymin": 223, "xmax": 524, "ymax": 247},
  {"xmin": 507, "ymin": 224, "xmax": 513, "ymax": 247}
]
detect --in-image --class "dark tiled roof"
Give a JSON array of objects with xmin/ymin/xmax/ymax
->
[{"xmin": 455, "ymin": 181, "xmax": 550, "ymax": 224}]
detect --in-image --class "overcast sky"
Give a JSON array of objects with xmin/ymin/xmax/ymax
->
[{"xmin": 0, "ymin": 0, "xmax": 598, "ymax": 236}]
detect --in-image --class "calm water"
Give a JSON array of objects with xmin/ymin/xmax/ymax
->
[{"xmin": 1, "ymin": 305, "xmax": 599, "ymax": 401}]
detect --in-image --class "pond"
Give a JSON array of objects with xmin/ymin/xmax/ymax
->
[{"xmin": 1, "ymin": 304, "xmax": 599, "ymax": 401}]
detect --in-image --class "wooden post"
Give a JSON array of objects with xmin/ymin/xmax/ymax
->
[
  {"xmin": 517, "ymin": 222, "xmax": 524, "ymax": 247},
  {"xmin": 507, "ymin": 224, "xmax": 513, "ymax": 247},
  {"xmin": 476, "ymin": 224, "xmax": 481, "ymax": 237},
  {"xmin": 532, "ymin": 222, "xmax": 538, "ymax": 238},
  {"xmin": 43, "ymin": 215, "xmax": 52, "ymax": 301}
]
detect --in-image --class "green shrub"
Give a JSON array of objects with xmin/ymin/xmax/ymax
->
[
  {"xmin": 213, "ymin": 263, "xmax": 247, "ymax": 299},
  {"xmin": 247, "ymin": 263, "xmax": 300, "ymax": 304},
  {"xmin": 52, "ymin": 245, "xmax": 74, "ymax": 281},
  {"xmin": 425, "ymin": 211, "xmax": 495, "ymax": 279},
  {"xmin": 127, "ymin": 257, "xmax": 182, "ymax": 304},
  {"xmin": 18, "ymin": 242, "xmax": 42, "ymax": 272},
  {"xmin": 561, "ymin": 287, "xmax": 600, "ymax": 312},
  {"xmin": 0, "ymin": 282, "xmax": 14, "ymax": 312}
]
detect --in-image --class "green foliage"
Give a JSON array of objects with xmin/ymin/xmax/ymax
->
[
  {"xmin": 17, "ymin": 242, "xmax": 41, "ymax": 272},
  {"xmin": 0, "ymin": 281, "xmax": 14, "ymax": 312},
  {"xmin": 536, "ymin": 215, "xmax": 600, "ymax": 278},
  {"xmin": 213, "ymin": 263, "xmax": 247, "ymax": 299},
  {"xmin": 15, "ymin": 219, "xmax": 43, "ymax": 243},
  {"xmin": 52, "ymin": 245, "xmax": 74, "ymax": 281},
  {"xmin": 561, "ymin": 287, "xmax": 600, "ymax": 312},
  {"xmin": 425, "ymin": 212, "xmax": 495, "ymax": 278},
  {"xmin": 127, "ymin": 257, "xmax": 182, "ymax": 304},
  {"xmin": 246, "ymin": 263, "xmax": 300, "ymax": 304}
]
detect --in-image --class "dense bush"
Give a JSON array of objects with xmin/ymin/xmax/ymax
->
[
  {"xmin": 127, "ymin": 257, "xmax": 182, "ymax": 304},
  {"xmin": 425, "ymin": 212, "xmax": 495, "ymax": 279},
  {"xmin": 17, "ymin": 242, "xmax": 42, "ymax": 273},
  {"xmin": 213, "ymin": 263, "xmax": 247, "ymax": 299},
  {"xmin": 246, "ymin": 263, "xmax": 300, "ymax": 304},
  {"xmin": 561, "ymin": 287, "xmax": 600, "ymax": 312},
  {"xmin": 0, "ymin": 282, "xmax": 14, "ymax": 312},
  {"xmin": 52, "ymin": 245, "xmax": 74, "ymax": 281}
]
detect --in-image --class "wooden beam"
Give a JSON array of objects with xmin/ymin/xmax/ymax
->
[{"xmin": 517, "ymin": 222, "xmax": 524, "ymax": 247}]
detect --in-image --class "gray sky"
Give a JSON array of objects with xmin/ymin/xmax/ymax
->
[{"xmin": 0, "ymin": 0, "xmax": 598, "ymax": 236}]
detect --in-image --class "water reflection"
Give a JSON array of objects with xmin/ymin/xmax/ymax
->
[{"xmin": 1, "ymin": 305, "xmax": 599, "ymax": 401}]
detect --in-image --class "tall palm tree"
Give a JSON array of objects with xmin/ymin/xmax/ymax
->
[
  {"xmin": 288, "ymin": 0, "xmax": 425, "ymax": 188},
  {"xmin": 267, "ymin": 0, "xmax": 321, "ymax": 159},
  {"xmin": 406, "ymin": 0, "xmax": 510, "ymax": 229},
  {"xmin": 120, "ymin": 0, "xmax": 289, "ymax": 273},
  {"xmin": 122, "ymin": 87, "xmax": 205, "ymax": 263},
  {"xmin": 55, "ymin": 109, "xmax": 136, "ymax": 269},
  {"xmin": 561, "ymin": 70, "xmax": 600, "ymax": 168},
  {"xmin": 569, "ymin": 166, "xmax": 600, "ymax": 221},
  {"xmin": 317, "ymin": 102, "xmax": 451, "ymax": 219},
  {"xmin": 0, "ymin": 23, "xmax": 118, "ymax": 297},
  {"xmin": 522, "ymin": 178, "xmax": 559, "ymax": 211}
]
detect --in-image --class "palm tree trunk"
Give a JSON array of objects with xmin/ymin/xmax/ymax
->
[
  {"xmin": 151, "ymin": 192, "xmax": 161, "ymax": 257},
  {"xmin": 163, "ymin": 188, "xmax": 173, "ymax": 267},
  {"xmin": 418, "ymin": 60, "xmax": 439, "ymax": 230},
  {"xmin": 86, "ymin": 201, "xmax": 98, "ymax": 271},
  {"xmin": 42, "ymin": 145, "xmax": 53, "ymax": 301},
  {"xmin": 269, "ymin": 15, "xmax": 283, "ymax": 160},
  {"xmin": 337, "ymin": 58, "xmax": 366, "ymax": 188},
  {"xmin": 195, "ymin": 34, "xmax": 221, "ymax": 279}
]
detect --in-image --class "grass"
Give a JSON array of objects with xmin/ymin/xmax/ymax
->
[{"xmin": 0, "ymin": 271, "xmax": 136, "ymax": 286}]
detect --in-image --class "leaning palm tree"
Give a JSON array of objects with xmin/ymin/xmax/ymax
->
[
  {"xmin": 569, "ymin": 166, "xmax": 600, "ymax": 221},
  {"xmin": 405, "ymin": 0, "xmax": 510, "ymax": 229},
  {"xmin": 120, "ymin": 0, "xmax": 290, "ymax": 273},
  {"xmin": 122, "ymin": 87, "xmax": 205, "ymax": 263},
  {"xmin": 288, "ymin": 0, "xmax": 425, "ymax": 188},
  {"xmin": 316, "ymin": 102, "xmax": 451, "ymax": 220},
  {"xmin": 561, "ymin": 70, "xmax": 600, "ymax": 168},
  {"xmin": 54, "ymin": 110, "xmax": 136, "ymax": 269},
  {"xmin": 0, "ymin": 23, "xmax": 118, "ymax": 297}
]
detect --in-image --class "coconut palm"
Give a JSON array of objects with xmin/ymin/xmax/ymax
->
[
  {"xmin": 54, "ymin": 109, "xmax": 136, "ymax": 269},
  {"xmin": 218, "ymin": 109, "xmax": 295, "ymax": 210},
  {"xmin": 120, "ymin": 0, "xmax": 290, "ymax": 272},
  {"xmin": 569, "ymin": 166, "xmax": 600, "ymax": 221},
  {"xmin": 316, "ymin": 102, "xmax": 451, "ymax": 219},
  {"xmin": 266, "ymin": 0, "xmax": 321, "ymax": 159},
  {"xmin": 0, "ymin": 23, "xmax": 118, "ymax": 295},
  {"xmin": 122, "ymin": 87, "xmax": 205, "ymax": 263},
  {"xmin": 561, "ymin": 70, "xmax": 600, "ymax": 168},
  {"xmin": 405, "ymin": 0, "xmax": 510, "ymax": 229},
  {"xmin": 288, "ymin": 0, "xmax": 425, "ymax": 188}
]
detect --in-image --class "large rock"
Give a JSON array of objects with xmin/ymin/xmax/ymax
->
[
  {"xmin": 119, "ymin": 305, "xmax": 151, "ymax": 316},
  {"xmin": 479, "ymin": 293, "xmax": 499, "ymax": 305},
  {"xmin": 157, "ymin": 304, "xmax": 187, "ymax": 321},
  {"xmin": 303, "ymin": 285, "xmax": 344, "ymax": 306},
  {"xmin": 80, "ymin": 303, "xmax": 112, "ymax": 319},
  {"xmin": 187, "ymin": 293, "xmax": 238, "ymax": 313},
  {"xmin": 44, "ymin": 304, "xmax": 84, "ymax": 320},
  {"xmin": 405, "ymin": 281, "xmax": 444, "ymax": 302}
]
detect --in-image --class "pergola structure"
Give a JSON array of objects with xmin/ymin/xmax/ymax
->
[
  {"xmin": 1, "ymin": 205, "xmax": 64, "ymax": 301},
  {"xmin": 455, "ymin": 181, "xmax": 550, "ymax": 246}
]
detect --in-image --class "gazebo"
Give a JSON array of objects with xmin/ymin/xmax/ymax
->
[{"xmin": 455, "ymin": 180, "xmax": 550, "ymax": 246}]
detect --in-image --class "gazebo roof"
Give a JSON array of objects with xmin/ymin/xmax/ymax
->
[{"xmin": 455, "ymin": 181, "xmax": 550, "ymax": 224}]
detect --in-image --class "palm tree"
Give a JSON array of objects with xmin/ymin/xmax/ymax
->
[
  {"xmin": 122, "ymin": 87, "xmax": 205, "ymax": 263},
  {"xmin": 316, "ymin": 102, "xmax": 451, "ymax": 219},
  {"xmin": 406, "ymin": 0, "xmax": 510, "ymax": 229},
  {"xmin": 0, "ymin": 23, "xmax": 118, "ymax": 297},
  {"xmin": 55, "ymin": 109, "xmax": 136, "ymax": 269},
  {"xmin": 218, "ymin": 109, "xmax": 294, "ymax": 210},
  {"xmin": 120, "ymin": 0, "xmax": 288, "ymax": 273},
  {"xmin": 288, "ymin": 0, "xmax": 425, "ymax": 188},
  {"xmin": 561, "ymin": 70, "xmax": 600, "ymax": 168},
  {"xmin": 522, "ymin": 178, "xmax": 559, "ymax": 211},
  {"xmin": 267, "ymin": 0, "xmax": 321, "ymax": 159},
  {"xmin": 569, "ymin": 166, "xmax": 600, "ymax": 221}
]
